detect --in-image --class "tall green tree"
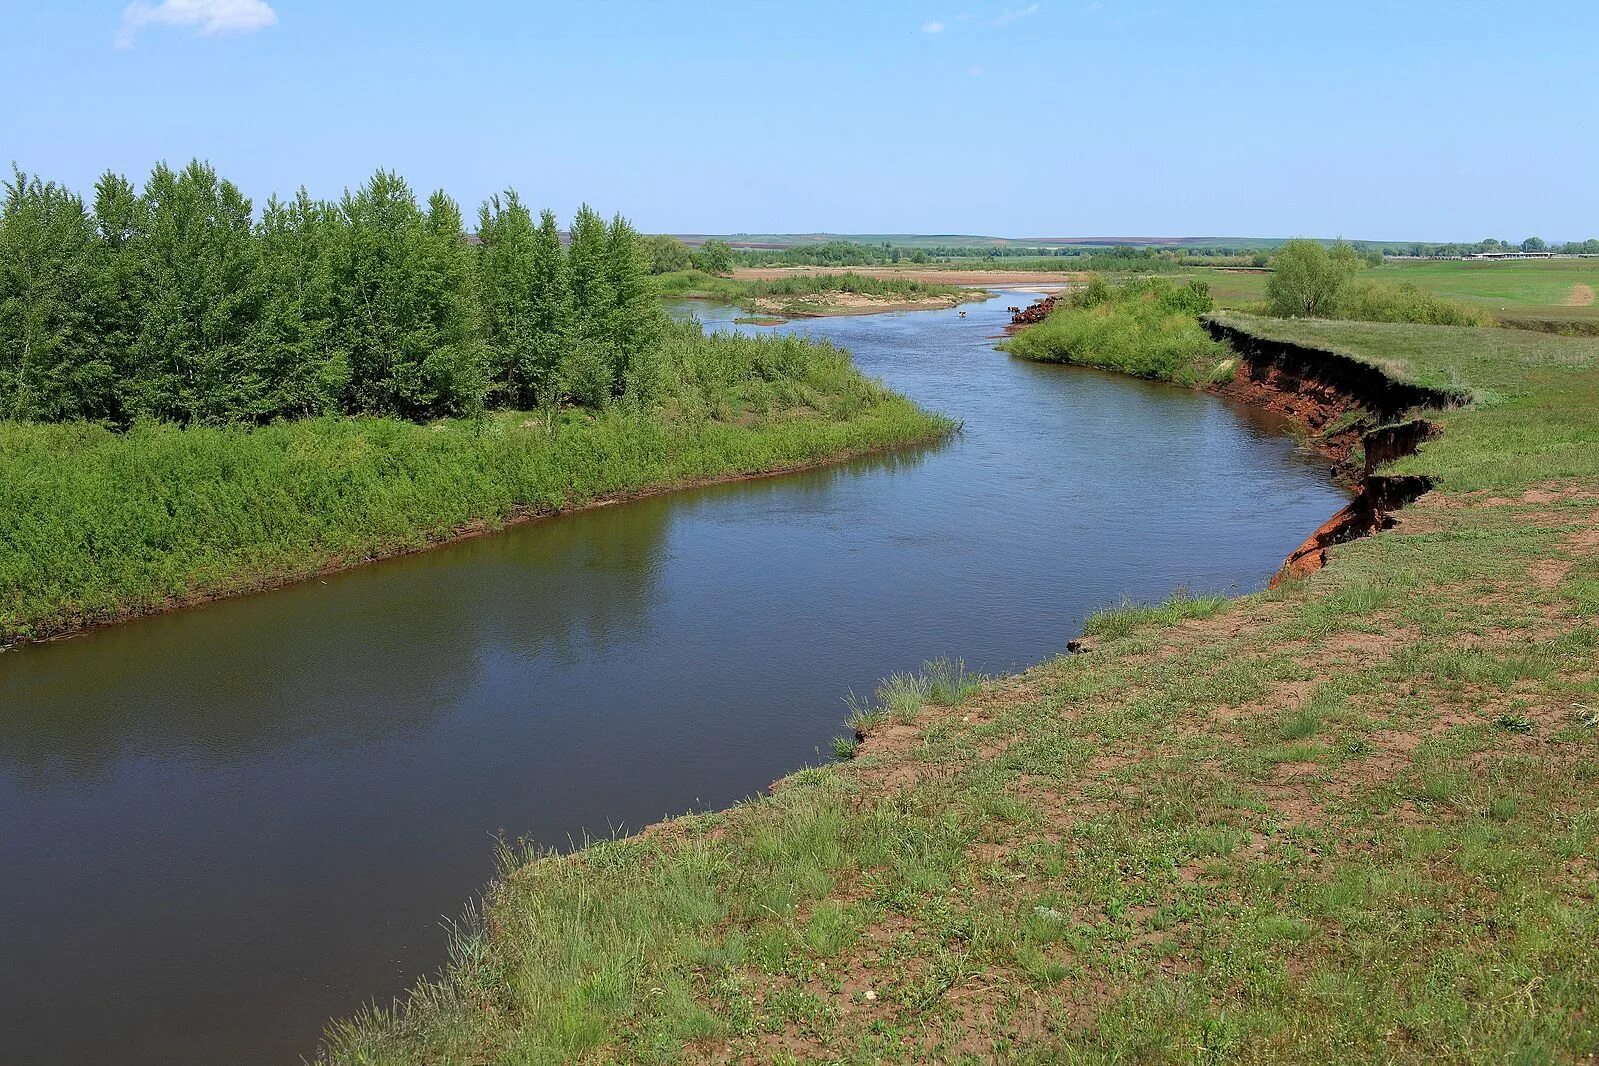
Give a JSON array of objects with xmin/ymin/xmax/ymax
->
[
  {"xmin": 421, "ymin": 190, "xmax": 488, "ymax": 418},
  {"xmin": 0, "ymin": 169, "xmax": 110, "ymax": 421},
  {"xmin": 126, "ymin": 160, "xmax": 264, "ymax": 422},
  {"xmin": 334, "ymin": 171, "xmax": 485, "ymax": 419},
  {"xmin": 604, "ymin": 213, "xmax": 665, "ymax": 405},
  {"xmin": 476, "ymin": 190, "xmax": 541, "ymax": 406},
  {"xmin": 526, "ymin": 208, "xmax": 574, "ymax": 407},
  {"xmin": 564, "ymin": 204, "xmax": 616, "ymax": 406},
  {"xmin": 89, "ymin": 171, "xmax": 146, "ymax": 423},
  {"xmin": 1266, "ymin": 239, "xmax": 1357, "ymax": 318},
  {"xmin": 253, "ymin": 190, "xmax": 351, "ymax": 418},
  {"xmin": 692, "ymin": 237, "xmax": 733, "ymax": 275},
  {"xmin": 335, "ymin": 169, "xmax": 419, "ymax": 414}
]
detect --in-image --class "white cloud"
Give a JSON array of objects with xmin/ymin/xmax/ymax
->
[
  {"xmin": 116, "ymin": 0, "xmax": 278, "ymax": 48},
  {"xmin": 922, "ymin": 20, "xmax": 946, "ymax": 33},
  {"xmin": 993, "ymin": 3, "xmax": 1040, "ymax": 26},
  {"xmin": 968, "ymin": 65, "xmax": 985, "ymax": 76}
]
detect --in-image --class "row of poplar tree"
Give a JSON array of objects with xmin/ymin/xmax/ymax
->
[{"xmin": 0, "ymin": 161, "xmax": 665, "ymax": 425}]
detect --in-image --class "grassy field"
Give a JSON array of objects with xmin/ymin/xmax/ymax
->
[
  {"xmin": 321, "ymin": 316, "xmax": 1599, "ymax": 1062},
  {"xmin": 0, "ymin": 326, "xmax": 950, "ymax": 644},
  {"xmin": 1179, "ymin": 260, "xmax": 1599, "ymax": 330},
  {"xmin": 1374, "ymin": 259, "xmax": 1599, "ymax": 314}
]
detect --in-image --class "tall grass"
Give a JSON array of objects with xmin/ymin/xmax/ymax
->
[
  {"xmin": 844, "ymin": 657, "xmax": 985, "ymax": 735},
  {"xmin": 1004, "ymin": 276, "xmax": 1228, "ymax": 385},
  {"xmin": 1083, "ymin": 589, "xmax": 1231, "ymax": 640},
  {"xmin": 0, "ymin": 323, "xmax": 951, "ymax": 642},
  {"xmin": 651, "ymin": 269, "xmax": 749, "ymax": 302},
  {"xmin": 1335, "ymin": 281, "xmax": 1496, "ymax": 327},
  {"xmin": 745, "ymin": 273, "xmax": 965, "ymax": 301}
]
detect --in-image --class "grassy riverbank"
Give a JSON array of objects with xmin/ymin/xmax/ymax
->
[
  {"xmin": 321, "ymin": 315, "xmax": 1599, "ymax": 1061},
  {"xmin": 655, "ymin": 269, "xmax": 986, "ymax": 317},
  {"xmin": 0, "ymin": 325, "xmax": 950, "ymax": 644},
  {"xmin": 1003, "ymin": 277, "xmax": 1230, "ymax": 385}
]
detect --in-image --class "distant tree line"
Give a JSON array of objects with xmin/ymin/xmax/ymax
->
[
  {"xmin": 1369, "ymin": 237, "xmax": 1599, "ymax": 257},
  {"xmin": 0, "ymin": 162, "xmax": 665, "ymax": 426},
  {"xmin": 722, "ymin": 241, "xmax": 1277, "ymax": 269},
  {"xmin": 642, "ymin": 234, "xmax": 734, "ymax": 276},
  {"xmin": 654, "ymin": 236, "xmax": 1599, "ymax": 272}
]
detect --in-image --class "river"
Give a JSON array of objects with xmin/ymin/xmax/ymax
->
[{"xmin": 0, "ymin": 291, "xmax": 1345, "ymax": 1063}]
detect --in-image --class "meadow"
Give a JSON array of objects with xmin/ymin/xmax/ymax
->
[
  {"xmin": 320, "ymin": 310, "xmax": 1599, "ymax": 1061},
  {"xmin": 1182, "ymin": 258, "xmax": 1599, "ymax": 331}
]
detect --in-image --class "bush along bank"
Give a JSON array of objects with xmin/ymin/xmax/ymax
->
[{"xmin": 1002, "ymin": 276, "xmax": 1229, "ymax": 385}]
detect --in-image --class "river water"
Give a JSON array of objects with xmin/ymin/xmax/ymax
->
[{"xmin": 0, "ymin": 292, "xmax": 1344, "ymax": 1063}]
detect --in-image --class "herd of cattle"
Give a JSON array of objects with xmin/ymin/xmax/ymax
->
[{"xmin": 1008, "ymin": 296, "xmax": 1057, "ymax": 326}]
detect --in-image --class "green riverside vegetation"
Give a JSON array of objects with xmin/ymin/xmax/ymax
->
[
  {"xmin": 319, "ymin": 300, "xmax": 1599, "ymax": 1060},
  {"xmin": 0, "ymin": 322, "xmax": 948, "ymax": 643},
  {"xmin": 0, "ymin": 164, "xmax": 951, "ymax": 641},
  {"xmin": 1002, "ymin": 276, "xmax": 1228, "ymax": 384},
  {"xmin": 0, "ymin": 163, "xmax": 669, "ymax": 423},
  {"xmin": 653, "ymin": 269, "xmax": 980, "ymax": 316},
  {"xmin": 1263, "ymin": 239, "xmax": 1494, "ymax": 327}
]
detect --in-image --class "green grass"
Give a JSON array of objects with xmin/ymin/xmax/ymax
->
[
  {"xmin": 0, "ymin": 324, "xmax": 952, "ymax": 643},
  {"xmin": 1210, "ymin": 313, "xmax": 1599, "ymax": 492},
  {"xmin": 1083, "ymin": 590, "xmax": 1231, "ymax": 640},
  {"xmin": 1374, "ymin": 258, "xmax": 1599, "ymax": 313},
  {"xmin": 652, "ymin": 269, "xmax": 751, "ymax": 303},
  {"xmin": 1334, "ymin": 281, "xmax": 1496, "ymax": 327},
  {"xmin": 845, "ymin": 658, "xmax": 985, "ymax": 735},
  {"xmin": 1185, "ymin": 258, "xmax": 1599, "ymax": 331},
  {"xmin": 1002, "ymin": 277, "xmax": 1229, "ymax": 384},
  {"xmin": 320, "ymin": 315, "xmax": 1599, "ymax": 1063}
]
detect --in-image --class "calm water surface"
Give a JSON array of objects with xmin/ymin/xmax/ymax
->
[{"xmin": 0, "ymin": 292, "xmax": 1344, "ymax": 1064}]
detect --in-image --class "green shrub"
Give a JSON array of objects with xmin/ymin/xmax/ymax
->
[
  {"xmin": 1336, "ymin": 282, "xmax": 1495, "ymax": 327},
  {"xmin": 1004, "ymin": 276, "xmax": 1225, "ymax": 385},
  {"xmin": 744, "ymin": 272, "xmax": 963, "ymax": 302},
  {"xmin": 1265, "ymin": 239, "xmax": 1360, "ymax": 317}
]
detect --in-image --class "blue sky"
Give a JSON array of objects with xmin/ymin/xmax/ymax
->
[{"xmin": 4, "ymin": 1, "xmax": 1595, "ymax": 240}]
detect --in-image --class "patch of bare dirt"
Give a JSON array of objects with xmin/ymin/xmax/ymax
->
[
  {"xmin": 1531, "ymin": 559, "xmax": 1574, "ymax": 589},
  {"xmin": 1565, "ymin": 283, "xmax": 1596, "ymax": 307}
]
